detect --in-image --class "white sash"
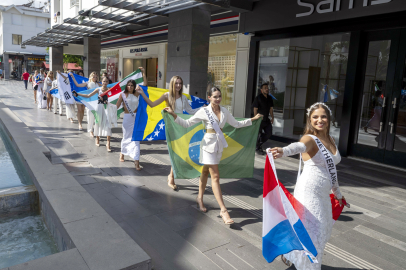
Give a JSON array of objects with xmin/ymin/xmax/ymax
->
[
  {"xmin": 302, "ymin": 135, "xmax": 337, "ymax": 188},
  {"xmin": 121, "ymin": 92, "xmax": 134, "ymax": 117},
  {"xmin": 203, "ymin": 107, "xmax": 228, "ymax": 148}
]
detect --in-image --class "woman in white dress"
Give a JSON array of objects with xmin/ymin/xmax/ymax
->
[
  {"xmin": 164, "ymin": 87, "xmax": 262, "ymax": 224},
  {"xmin": 74, "ymin": 77, "xmax": 115, "ymax": 151},
  {"xmin": 270, "ymin": 102, "xmax": 347, "ymax": 270},
  {"xmin": 136, "ymin": 75, "xmax": 204, "ymax": 190},
  {"xmin": 36, "ymin": 68, "xmax": 46, "ymax": 109},
  {"xmin": 57, "ymin": 71, "xmax": 76, "ymax": 123},
  {"xmin": 70, "ymin": 72, "xmax": 101, "ymax": 135},
  {"xmin": 44, "ymin": 71, "xmax": 54, "ymax": 111},
  {"xmin": 116, "ymin": 78, "xmax": 145, "ymax": 170},
  {"xmin": 33, "ymin": 70, "xmax": 38, "ymax": 104},
  {"xmin": 51, "ymin": 71, "xmax": 63, "ymax": 115}
]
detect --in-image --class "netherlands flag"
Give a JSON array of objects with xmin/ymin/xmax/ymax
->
[{"xmin": 262, "ymin": 151, "xmax": 318, "ymax": 264}]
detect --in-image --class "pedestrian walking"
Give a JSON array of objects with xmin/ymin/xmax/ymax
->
[
  {"xmin": 253, "ymin": 83, "xmax": 274, "ymax": 155},
  {"xmin": 44, "ymin": 71, "xmax": 54, "ymax": 111},
  {"xmin": 270, "ymin": 102, "xmax": 347, "ymax": 270},
  {"xmin": 21, "ymin": 70, "xmax": 30, "ymax": 90},
  {"xmin": 57, "ymin": 71, "xmax": 76, "ymax": 123},
  {"xmin": 51, "ymin": 71, "xmax": 63, "ymax": 115},
  {"xmin": 70, "ymin": 71, "xmax": 101, "ymax": 135},
  {"xmin": 116, "ymin": 77, "xmax": 146, "ymax": 170},
  {"xmin": 73, "ymin": 77, "xmax": 115, "ymax": 152},
  {"xmin": 164, "ymin": 87, "xmax": 262, "ymax": 224},
  {"xmin": 136, "ymin": 74, "xmax": 203, "ymax": 190},
  {"xmin": 36, "ymin": 69, "xmax": 46, "ymax": 109},
  {"xmin": 32, "ymin": 70, "xmax": 38, "ymax": 103},
  {"xmin": 363, "ymin": 90, "xmax": 383, "ymax": 132},
  {"xmin": 102, "ymin": 72, "xmax": 113, "ymax": 84}
]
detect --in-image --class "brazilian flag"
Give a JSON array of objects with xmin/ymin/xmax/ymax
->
[{"xmin": 162, "ymin": 111, "xmax": 261, "ymax": 179}]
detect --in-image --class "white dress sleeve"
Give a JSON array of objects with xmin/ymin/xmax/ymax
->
[
  {"xmin": 331, "ymin": 182, "xmax": 342, "ymax": 199},
  {"xmin": 224, "ymin": 109, "xmax": 252, "ymax": 128},
  {"xmin": 174, "ymin": 109, "xmax": 206, "ymax": 128},
  {"xmin": 282, "ymin": 142, "xmax": 306, "ymax": 157}
]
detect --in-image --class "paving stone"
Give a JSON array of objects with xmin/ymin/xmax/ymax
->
[
  {"xmin": 8, "ymin": 249, "xmax": 89, "ymax": 270},
  {"xmin": 63, "ymin": 162, "xmax": 102, "ymax": 176}
]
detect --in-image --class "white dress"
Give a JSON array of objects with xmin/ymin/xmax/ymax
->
[
  {"xmin": 36, "ymin": 74, "xmax": 46, "ymax": 109},
  {"xmin": 93, "ymin": 88, "xmax": 118, "ymax": 137},
  {"xmin": 86, "ymin": 81, "xmax": 99, "ymax": 133},
  {"xmin": 121, "ymin": 94, "xmax": 140, "ymax": 160},
  {"xmin": 284, "ymin": 138, "xmax": 342, "ymax": 270},
  {"xmin": 174, "ymin": 105, "xmax": 252, "ymax": 165}
]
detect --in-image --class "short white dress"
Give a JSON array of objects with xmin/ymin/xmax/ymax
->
[
  {"xmin": 174, "ymin": 105, "xmax": 252, "ymax": 165},
  {"xmin": 121, "ymin": 94, "xmax": 140, "ymax": 160}
]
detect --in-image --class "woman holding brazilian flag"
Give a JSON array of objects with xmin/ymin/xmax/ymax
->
[{"xmin": 163, "ymin": 87, "xmax": 263, "ymax": 225}]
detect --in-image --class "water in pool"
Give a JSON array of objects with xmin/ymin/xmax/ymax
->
[
  {"xmin": 0, "ymin": 213, "xmax": 59, "ymax": 268},
  {"xmin": 0, "ymin": 125, "xmax": 32, "ymax": 189}
]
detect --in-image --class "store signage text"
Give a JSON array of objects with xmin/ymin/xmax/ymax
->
[
  {"xmin": 296, "ymin": 0, "xmax": 392, "ymax": 17},
  {"xmin": 27, "ymin": 57, "xmax": 45, "ymax": 61},
  {"xmin": 130, "ymin": 47, "xmax": 148, "ymax": 53}
]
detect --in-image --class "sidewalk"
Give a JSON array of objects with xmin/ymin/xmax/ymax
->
[{"xmin": 1, "ymin": 81, "xmax": 405, "ymax": 270}]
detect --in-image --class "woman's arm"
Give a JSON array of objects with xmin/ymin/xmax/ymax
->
[
  {"xmin": 138, "ymin": 67, "xmax": 147, "ymax": 86},
  {"xmin": 136, "ymin": 86, "xmax": 168, "ymax": 108},
  {"xmin": 163, "ymin": 107, "xmax": 205, "ymax": 128},
  {"xmin": 225, "ymin": 109, "xmax": 261, "ymax": 128},
  {"xmin": 76, "ymin": 89, "xmax": 98, "ymax": 98},
  {"xmin": 183, "ymin": 96, "xmax": 202, "ymax": 115},
  {"xmin": 116, "ymin": 94, "xmax": 123, "ymax": 109},
  {"xmin": 270, "ymin": 135, "xmax": 316, "ymax": 159},
  {"xmin": 69, "ymin": 73, "xmax": 88, "ymax": 87}
]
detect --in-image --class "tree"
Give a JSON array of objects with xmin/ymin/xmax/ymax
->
[{"xmin": 63, "ymin": 54, "xmax": 83, "ymax": 72}]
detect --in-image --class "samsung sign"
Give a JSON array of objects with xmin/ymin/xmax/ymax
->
[
  {"xmin": 130, "ymin": 47, "xmax": 148, "ymax": 53},
  {"xmin": 297, "ymin": 0, "xmax": 392, "ymax": 17}
]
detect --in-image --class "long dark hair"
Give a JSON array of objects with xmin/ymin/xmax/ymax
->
[
  {"xmin": 303, "ymin": 103, "xmax": 335, "ymax": 145},
  {"xmin": 124, "ymin": 79, "xmax": 137, "ymax": 95}
]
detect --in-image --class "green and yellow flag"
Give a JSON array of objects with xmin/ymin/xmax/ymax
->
[{"xmin": 162, "ymin": 111, "xmax": 261, "ymax": 179}]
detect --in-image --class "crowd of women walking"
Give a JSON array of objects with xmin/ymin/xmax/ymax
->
[{"xmin": 29, "ymin": 66, "xmax": 347, "ymax": 270}]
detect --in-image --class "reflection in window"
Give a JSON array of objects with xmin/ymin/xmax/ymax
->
[{"xmin": 257, "ymin": 33, "xmax": 350, "ymax": 144}]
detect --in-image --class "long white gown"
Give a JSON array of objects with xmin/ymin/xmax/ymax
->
[
  {"xmin": 93, "ymin": 88, "xmax": 118, "ymax": 137},
  {"xmin": 284, "ymin": 139, "xmax": 342, "ymax": 270}
]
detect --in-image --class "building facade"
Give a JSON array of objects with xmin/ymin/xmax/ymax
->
[
  {"xmin": 240, "ymin": 0, "xmax": 406, "ymax": 168},
  {"xmin": 0, "ymin": 4, "xmax": 50, "ymax": 79}
]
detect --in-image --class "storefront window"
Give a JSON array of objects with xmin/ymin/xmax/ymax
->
[
  {"xmin": 208, "ymin": 34, "xmax": 237, "ymax": 112},
  {"xmin": 256, "ymin": 33, "xmax": 350, "ymax": 144},
  {"xmin": 101, "ymin": 50, "xmax": 119, "ymax": 82}
]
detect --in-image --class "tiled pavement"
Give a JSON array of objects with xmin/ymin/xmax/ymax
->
[{"xmin": 1, "ymin": 80, "xmax": 406, "ymax": 270}]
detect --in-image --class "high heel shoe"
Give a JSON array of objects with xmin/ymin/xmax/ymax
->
[
  {"xmin": 106, "ymin": 143, "xmax": 112, "ymax": 152},
  {"xmin": 95, "ymin": 138, "xmax": 100, "ymax": 147},
  {"xmin": 167, "ymin": 177, "xmax": 178, "ymax": 191},
  {"xmin": 219, "ymin": 210, "xmax": 234, "ymax": 225},
  {"xmin": 119, "ymin": 154, "xmax": 125, "ymax": 162},
  {"xmin": 196, "ymin": 197, "xmax": 207, "ymax": 213}
]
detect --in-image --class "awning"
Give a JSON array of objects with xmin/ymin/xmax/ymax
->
[
  {"xmin": 21, "ymin": 0, "xmax": 252, "ymax": 48},
  {"xmin": 43, "ymin": 62, "xmax": 82, "ymax": 70}
]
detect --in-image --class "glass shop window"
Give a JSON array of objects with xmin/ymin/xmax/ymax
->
[{"xmin": 256, "ymin": 33, "xmax": 351, "ymax": 145}]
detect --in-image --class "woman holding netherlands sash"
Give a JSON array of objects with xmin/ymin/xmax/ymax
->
[
  {"xmin": 164, "ymin": 87, "xmax": 263, "ymax": 225},
  {"xmin": 270, "ymin": 102, "xmax": 348, "ymax": 270},
  {"xmin": 115, "ymin": 67, "xmax": 147, "ymax": 171},
  {"xmin": 136, "ymin": 75, "xmax": 204, "ymax": 190}
]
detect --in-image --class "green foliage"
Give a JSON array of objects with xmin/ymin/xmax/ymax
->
[{"xmin": 62, "ymin": 54, "xmax": 83, "ymax": 72}]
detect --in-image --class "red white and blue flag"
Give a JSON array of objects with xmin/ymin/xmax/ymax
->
[{"xmin": 262, "ymin": 152, "xmax": 318, "ymax": 264}]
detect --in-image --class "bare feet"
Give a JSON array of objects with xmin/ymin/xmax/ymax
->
[
  {"xmin": 134, "ymin": 160, "xmax": 142, "ymax": 171},
  {"xmin": 219, "ymin": 210, "xmax": 234, "ymax": 225},
  {"xmin": 70, "ymin": 118, "xmax": 74, "ymax": 123},
  {"xmin": 89, "ymin": 132, "xmax": 94, "ymax": 138},
  {"xmin": 196, "ymin": 197, "xmax": 207, "ymax": 213},
  {"xmin": 95, "ymin": 137, "xmax": 100, "ymax": 146},
  {"xmin": 106, "ymin": 142, "xmax": 111, "ymax": 152},
  {"xmin": 119, "ymin": 153, "xmax": 124, "ymax": 162}
]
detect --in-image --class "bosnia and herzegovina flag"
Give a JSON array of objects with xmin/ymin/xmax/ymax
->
[
  {"xmin": 132, "ymin": 85, "xmax": 208, "ymax": 142},
  {"xmin": 74, "ymin": 70, "xmax": 143, "ymax": 121},
  {"xmin": 162, "ymin": 111, "xmax": 261, "ymax": 179}
]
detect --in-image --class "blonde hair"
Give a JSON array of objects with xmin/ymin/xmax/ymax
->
[
  {"xmin": 89, "ymin": 72, "xmax": 98, "ymax": 82},
  {"xmin": 167, "ymin": 76, "xmax": 183, "ymax": 111},
  {"xmin": 46, "ymin": 70, "xmax": 54, "ymax": 80}
]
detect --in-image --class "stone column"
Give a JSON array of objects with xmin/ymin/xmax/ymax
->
[
  {"xmin": 166, "ymin": 5, "xmax": 211, "ymax": 99},
  {"xmin": 233, "ymin": 34, "xmax": 251, "ymax": 118},
  {"xmin": 3, "ymin": 54, "xmax": 9, "ymax": 79},
  {"xmin": 83, "ymin": 37, "xmax": 101, "ymax": 77},
  {"xmin": 50, "ymin": 46, "xmax": 64, "ymax": 72}
]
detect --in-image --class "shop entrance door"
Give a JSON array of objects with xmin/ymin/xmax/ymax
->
[{"xmin": 352, "ymin": 29, "xmax": 406, "ymax": 168}]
